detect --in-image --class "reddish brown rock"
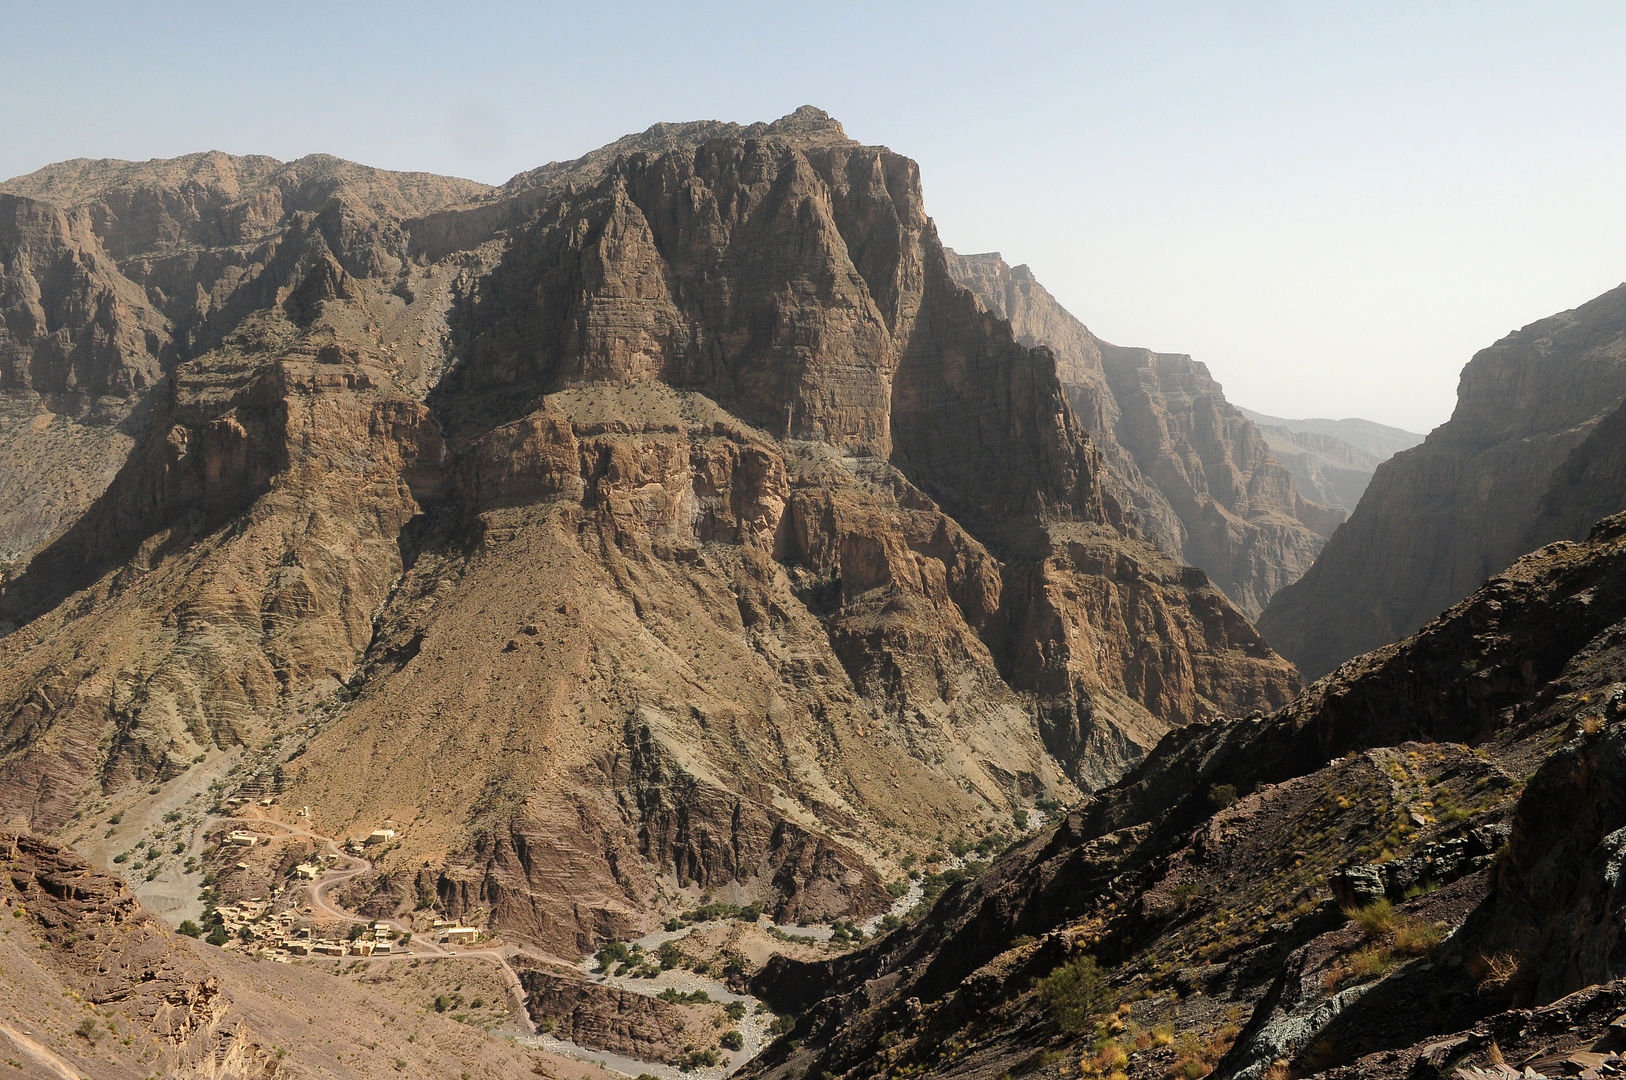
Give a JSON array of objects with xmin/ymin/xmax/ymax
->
[{"xmin": 0, "ymin": 110, "xmax": 1295, "ymax": 959}]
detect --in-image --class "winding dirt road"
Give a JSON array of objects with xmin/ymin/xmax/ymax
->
[{"xmin": 233, "ymin": 811, "xmax": 535, "ymax": 1028}]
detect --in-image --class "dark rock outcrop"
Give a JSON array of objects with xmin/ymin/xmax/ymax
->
[{"xmin": 736, "ymin": 510, "xmax": 1626, "ymax": 1080}]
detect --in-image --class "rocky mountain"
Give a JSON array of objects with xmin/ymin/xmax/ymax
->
[
  {"xmin": 1246, "ymin": 425, "xmax": 1384, "ymax": 512},
  {"xmin": 1260, "ymin": 283, "xmax": 1626, "ymax": 679},
  {"xmin": 0, "ymin": 831, "xmax": 599, "ymax": 1080},
  {"xmin": 0, "ymin": 109, "xmax": 1296, "ymax": 960},
  {"xmin": 1235, "ymin": 410, "xmax": 1424, "ymax": 515},
  {"xmin": 0, "ymin": 153, "xmax": 486, "ymax": 585},
  {"xmin": 740, "ymin": 508, "xmax": 1626, "ymax": 1080},
  {"xmin": 1235, "ymin": 409, "xmax": 1424, "ymax": 461},
  {"xmin": 943, "ymin": 251, "xmax": 1342, "ymax": 619}
]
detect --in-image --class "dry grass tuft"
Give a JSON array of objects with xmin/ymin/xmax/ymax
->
[
  {"xmin": 1343, "ymin": 899, "xmax": 1396, "ymax": 938},
  {"xmin": 1475, "ymin": 952, "xmax": 1520, "ymax": 991}
]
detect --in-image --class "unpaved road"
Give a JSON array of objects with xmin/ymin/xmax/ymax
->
[
  {"xmin": 235, "ymin": 811, "xmax": 538, "ymax": 1026},
  {"xmin": 0, "ymin": 1021, "xmax": 86, "ymax": 1080}
]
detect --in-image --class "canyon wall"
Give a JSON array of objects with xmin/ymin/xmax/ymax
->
[
  {"xmin": 0, "ymin": 109, "xmax": 1296, "ymax": 955},
  {"xmin": 1260, "ymin": 282, "xmax": 1626, "ymax": 678},
  {"xmin": 944, "ymin": 251, "xmax": 1342, "ymax": 619}
]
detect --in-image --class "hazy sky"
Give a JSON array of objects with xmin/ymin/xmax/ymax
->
[{"xmin": 5, "ymin": 2, "xmax": 1623, "ymax": 433}]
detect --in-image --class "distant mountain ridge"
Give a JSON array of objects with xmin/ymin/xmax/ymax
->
[
  {"xmin": 1237, "ymin": 408, "xmax": 1424, "ymax": 512},
  {"xmin": 1236, "ymin": 408, "xmax": 1424, "ymax": 460}
]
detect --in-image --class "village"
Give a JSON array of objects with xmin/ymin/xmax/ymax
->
[{"xmin": 200, "ymin": 805, "xmax": 487, "ymax": 963}]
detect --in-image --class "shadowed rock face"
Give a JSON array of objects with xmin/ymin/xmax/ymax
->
[
  {"xmin": 1260, "ymin": 283, "xmax": 1626, "ymax": 679},
  {"xmin": 943, "ymin": 251, "xmax": 1341, "ymax": 620},
  {"xmin": 0, "ymin": 109, "xmax": 1296, "ymax": 955},
  {"xmin": 735, "ymin": 511, "xmax": 1626, "ymax": 1080}
]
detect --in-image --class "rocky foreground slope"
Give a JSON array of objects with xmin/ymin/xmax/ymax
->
[
  {"xmin": 741, "ymin": 509, "xmax": 1626, "ymax": 1080},
  {"xmin": 943, "ymin": 251, "xmax": 1343, "ymax": 619},
  {"xmin": 1261, "ymin": 283, "xmax": 1626, "ymax": 678},
  {"xmin": 0, "ymin": 109, "xmax": 1296, "ymax": 956},
  {"xmin": 0, "ymin": 830, "xmax": 597, "ymax": 1080}
]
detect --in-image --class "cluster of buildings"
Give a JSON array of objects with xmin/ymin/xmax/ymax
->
[{"xmin": 212, "ymin": 906, "xmax": 406, "ymax": 959}]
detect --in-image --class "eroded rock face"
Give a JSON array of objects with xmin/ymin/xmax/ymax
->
[
  {"xmin": 1261, "ymin": 283, "xmax": 1626, "ymax": 678},
  {"xmin": 0, "ymin": 154, "xmax": 484, "ymax": 578},
  {"xmin": 0, "ymin": 193, "xmax": 172, "ymax": 570},
  {"xmin": 0, "ymin": 109, "xmax": 1295, "ymax": 955},
  {"xmin": 518, "ymin": 965, "xmax": 720, "ymax": 1064},
  {"xmin": 943, "ymin": 251, "xmax": 1340, "ymax": 619}
]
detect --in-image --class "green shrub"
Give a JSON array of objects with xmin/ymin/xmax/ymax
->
[
  {"xmin": 1038, "ymin": 955, "xmax": 1112, "ymax": 1034},
  {"xmin": 1209, "ymin": 783, "xmax": 1239, "ymax": 809},
  {"xmin": 178, "ymin": 920, "xmax": 202, "ymax": 938},
  {"xmin": 205, "ymin": 926, "xmax": 229, "ymax": 947},
  {"xmin": 596, "ymin": 942, "xmax": 631, "ymax": 971},
  {"xmin": 721, "ymin": 1030, "xmax": 744, "ymax": 1051},
  {"xmin": 657, "ymin": 988, "xmax": 711, "ymax": 1004},
  {"xmin": 725, "ymin": 1001, "xmax": 746, "ymax": 1020}
]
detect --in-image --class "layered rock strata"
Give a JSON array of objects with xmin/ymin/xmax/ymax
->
[
  {"xmin": 944, "ymin": 250, "xmax": 1341, "ymax": 618},
  {"xmin": 0, "ymin": 109, "xmax": 1296, "ymax": 957},
  {"xmin": 1261, "ymin": 282, "xmax": 1626, "ymax": 678}
]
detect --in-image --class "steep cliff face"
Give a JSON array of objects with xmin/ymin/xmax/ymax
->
[
  {"xmin": 0, "ymin": 193, "xmax": 171, "ymax": 571},
  {"xmin": 1260, "ymin": 282, "xmax": 1626, "ymax": 679},
  {"xmin": 0, "ymin": 109, "xmax": 1296, "ymax": 957},
  {"xmin": 0, "ymin": 154, "xmax": 484, "ymax": 580},
  {"xmin": 943, "ymin": 251, "xmax": 1340, "ymax": 619},
  {"xmin": 740, "ymin": 511, "xmax": 1626, "ymax": 1080}
]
